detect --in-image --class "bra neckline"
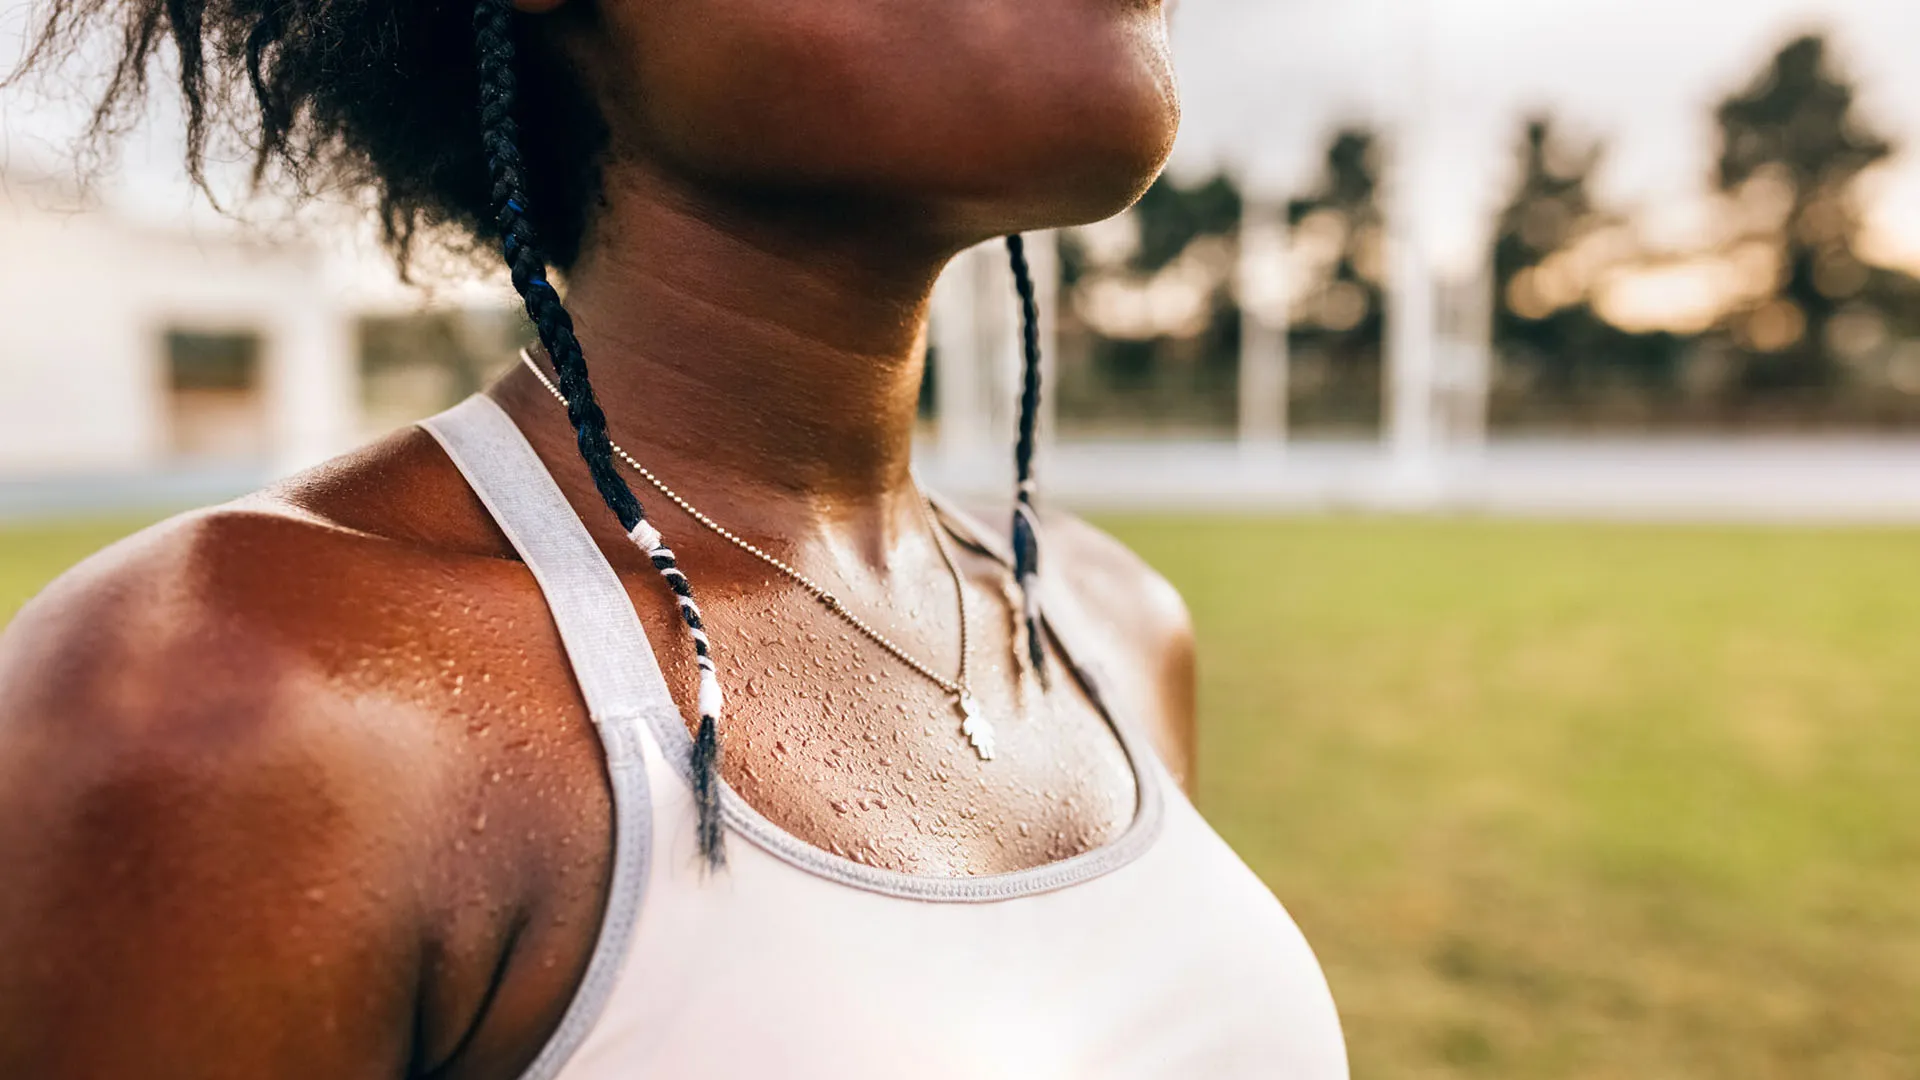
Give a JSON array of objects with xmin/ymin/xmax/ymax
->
[{"xmin": 629, "ymin": 523, "xmax": 1168, "ymax": 902}]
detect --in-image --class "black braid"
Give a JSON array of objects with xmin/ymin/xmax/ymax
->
[
  {"xmin": 1005, "ymin": 234, "xmax": 1049, "ymax": 682},
  {"xmin": 473, "ymin": 0, "xmax": 725, "ymax": 866},
  {"xmin": 474, "ymin": 0, "xmax": 638, "ymax": 530}
]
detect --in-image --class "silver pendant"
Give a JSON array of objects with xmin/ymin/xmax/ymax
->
[{"xmin": 956, "ymin": 694, "xmax": 996, "ymax": 761}]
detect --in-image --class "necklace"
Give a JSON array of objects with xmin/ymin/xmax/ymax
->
[{"xmin": 518, "ymin": 352, "xmax": 997, "ymax": 760}]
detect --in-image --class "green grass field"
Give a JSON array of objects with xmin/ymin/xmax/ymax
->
[
  {"xmin": 5, "ymin": 514, "xmax": 1919, "ymax": 1078},
  {"xmin": 0, "ymin": 518, "xmax": 163, "ymax": 625}
]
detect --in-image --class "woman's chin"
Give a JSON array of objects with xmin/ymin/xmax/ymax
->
[
  {"xmin": 615, "ymin": 2, "xmax": 1180, "ymax": 241},
  {"xmin": 972, "ymin": 92, "xmax": 1181, "ymax": 233},
  {"xmin": 987, "ymin": 24, "xmax": 1181, "ymax": 228}
]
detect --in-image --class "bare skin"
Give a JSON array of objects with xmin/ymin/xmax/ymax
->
[{"xmin": 0, "ymin": 0, "xmax": 1191, "ymax": 1076}]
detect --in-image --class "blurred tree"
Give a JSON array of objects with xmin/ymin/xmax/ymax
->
[
  {"xmin": 1711, "ymin": 34, "xmax": 1905, "ymax": 412},
  {"xmin": 1054, "ymin": 173, "xmax": 1245, "ymax": 433},
  {"xmin": 358, "ymin": 308, "xmax": 526, "ymax": 432},
  {"xmin": 1284, "ymin": 126, "xmax": 1387, "ymax": 429},
  {"xmin": 1132, "ymin": 175, "xmax": 1245, "ymax": 274},
  {"xmin": 1490, "ymin": 117, "xmax": 1683, "ymax": 426}
]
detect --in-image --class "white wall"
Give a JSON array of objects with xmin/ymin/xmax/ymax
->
[{"xmin": 0, "ymin": 174, "xmax": 363, "ymax": 478}]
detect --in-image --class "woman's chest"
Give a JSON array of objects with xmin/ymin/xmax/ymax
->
[
  {"xmin": 621, "ymin": 570, "xmax": 1146, "ymax": 876},
  {"xmin": 557, "ymin": 801, "xmax": 1350, "ymax": 1080}
]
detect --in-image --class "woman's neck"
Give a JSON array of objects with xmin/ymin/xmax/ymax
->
[{"xmin": 531, "ymin": 163, "xmax": 963, "ymax": 540}]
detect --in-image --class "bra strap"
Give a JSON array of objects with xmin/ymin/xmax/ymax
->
[{"xmin": 419, "ymin": 393, "xmax": 663, "ymax": 1080}]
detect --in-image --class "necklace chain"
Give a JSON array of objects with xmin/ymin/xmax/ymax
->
[{"xmin": 518, "ymin": 352, "xmax": 973, "ymax": 701}]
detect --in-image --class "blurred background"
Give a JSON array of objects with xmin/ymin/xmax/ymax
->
[{"xmin": 5, "ymin": 0, "xmax": 1920, "ymax": 1076}]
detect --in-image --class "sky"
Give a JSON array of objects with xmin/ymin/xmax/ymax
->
[{"xmin": 1167, "ymin": 0, "xmax": 1920, "ymax": 272}]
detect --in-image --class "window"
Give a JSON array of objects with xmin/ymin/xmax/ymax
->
[{"xmin": 165, "ymin": 329, "xmax": 267, "ymax": 460}]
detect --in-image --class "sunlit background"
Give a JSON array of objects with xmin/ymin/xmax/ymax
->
[{"xmin": 4, "ymin": 1, "xmax": 1920, "ymax": 1076}]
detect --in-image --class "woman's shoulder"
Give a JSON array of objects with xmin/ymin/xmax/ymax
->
[
  {"xmin": 0, "ymin": 425, "xmax": 596, "ymax": 1074},
  {"xmin": 0, "ymin": 426, "xmax": 487, "ymax": 712},
  {"xmin": 0, "ymin": 500, "xmax": 369, "ymax": 739},
  {"xmin": 1041, "ymin": 512, "xmax": 1198, "ymax": 790},
  {"xmin": 0, "ymin": 427, "xmax": 491, "ymax": 881},
  {"xmin": 0, "ymin": 424, "xmax": 563, "ymax": 860},
  {"xmin": 0, "ymin": 475, "xmax": 436, "ymax": 1072},
  {"xmin": 1041, "ymin": 511, "xmax": 1194, "ymax": 652}
]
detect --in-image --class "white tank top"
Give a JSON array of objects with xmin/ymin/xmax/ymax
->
[{"xmin": 422, "ymin": 396, "xmax": 1348, "ymax": 1080}]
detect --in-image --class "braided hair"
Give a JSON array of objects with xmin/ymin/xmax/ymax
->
[
  {"xmin": 1004, "ymin": 235, "xmax": 1050, "ymax": 684},
  {"xmin": 474, "ymin": 0, "xmax": 725, "ymax": 866},
  {"xmin": 470, "ymin": 2, "xmax": 1053, "ymax": 865}
]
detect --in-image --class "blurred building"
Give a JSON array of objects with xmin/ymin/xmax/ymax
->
[
  {"xmin": 0, "ymin": 165, "xmax": 523, "ymax": 511},
  {"xmin": 0, "ymin": 160, "xmax": 1064, "ymax": 517}
]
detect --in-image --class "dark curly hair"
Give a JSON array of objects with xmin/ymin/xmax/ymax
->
[{"xmin": 15, "ymin": 0, "xmax": 606, "ymax": 266}]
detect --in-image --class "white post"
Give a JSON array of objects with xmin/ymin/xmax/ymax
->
[
  {"xmin": 931, "ymin": 245, "xmax": 990, "ymax": 481},
  {"xmin": 1465, "ymin": 262, "xmax": 1493, "ymax": 447},
  {"xmin": 1238, "ymin": 197, "xmax": 1290, "ymax": 446},
  {"xmin": 1384, "ymin": 0, "xmax": 1440, "ymax": 492},
  {"xmin": 1387, "ymin": 244, "xmax": 1437, "ymax": 463},
  {"xmin": 1435, "ymin": 261, "xmax": 1493, "ymax": 449},
  {"xmin": 269, "ymin": 301, "xmax": 358, "ymax": 475}
]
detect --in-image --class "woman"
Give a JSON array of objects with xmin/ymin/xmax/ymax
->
[{"xmin": 0, "ymin": 0, "xmax": 1346, "ymax": 1075}]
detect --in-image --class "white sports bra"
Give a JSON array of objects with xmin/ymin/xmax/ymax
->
[{"xmin": 422, "ymin": 395, "xmax": 1348, "ymax": 1079}]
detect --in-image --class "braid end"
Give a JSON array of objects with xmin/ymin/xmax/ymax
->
[
  {"xmin": 1020, "ymin": 601, "xmax": 1047, "ymax": 688},
  {"xmin": 1011, "ymin": 500, "xmax": 1049, "ymax": 687},
  {"xmin": 691, "ymin": 712, "xmax": 726, "ymax": 869},
  {"xmin": 626, "ymin": 525, "xmax": 730, "ymax": 869}
]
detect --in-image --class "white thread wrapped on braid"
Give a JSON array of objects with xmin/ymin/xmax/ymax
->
[
  {"xmin": 625, "ymin": 518, "xmax": 727, "ymax": 864},
  {"xmin": 474, "ymin": 0, "xmax": 728, "ymax": 866},
  {"xmin": 630, "ymin": 521, "xmax": 727, "ymax": 722},
  {"xmin": 628, "ymin": 518, "xmax": 662, "ymax": 551}
]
